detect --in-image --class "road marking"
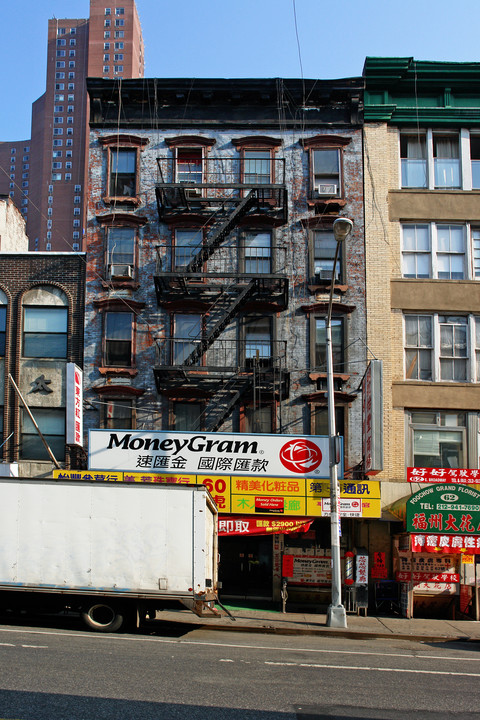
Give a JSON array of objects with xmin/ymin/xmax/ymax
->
[
  {"xmin": 0, "ymin": 626, "xmax": 478, "ymax": 664},
  {"xmin": 21, "ymin": 644, "xmax": 48, "ymax": 649},
  {"xmin": 265, "ymin": 660, "xmax": 480, "ymax": 677},
  {"xmin": 0, "ymin": 642, "xmax": 15, "ymax": 647}
]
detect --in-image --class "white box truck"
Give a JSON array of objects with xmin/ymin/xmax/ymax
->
[{"xmin": 0, "ymin": 479, "xmax": 218, "ymax": 632}]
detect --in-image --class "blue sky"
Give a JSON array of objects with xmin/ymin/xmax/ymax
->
[{"xmin": 1, "ymin": 0, "xmax": 478, "ymax": 140}]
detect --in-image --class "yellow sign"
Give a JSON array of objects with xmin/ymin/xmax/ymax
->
[{"xmin": 53, "ymin": 469, "xmax": 381, "ymax": 518}]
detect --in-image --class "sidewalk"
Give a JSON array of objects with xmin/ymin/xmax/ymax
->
[{"xmin": 156, "ymin": 606, "xmax": 480, "ymax": 643}]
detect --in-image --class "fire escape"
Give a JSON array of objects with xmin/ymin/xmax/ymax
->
[{"xmin": 153, "ymin": 154, "xmax": 290, "ymax": 432}]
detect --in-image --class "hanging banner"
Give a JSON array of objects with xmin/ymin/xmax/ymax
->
[
  {"xmin": 408, "ymin": 467, "xmax": 480, "ymax": 484},
  {"xmin": 406, "ymin": 484, "xmax": 480, "ymax": 534},
  {"xmin": 411, "ymin": 534, "xmax": 480, "ymax": 553},
  {"xmin": 218, "ymin": 516, "xmax": 314, "ymax": 536},
  {"xmin": 66, "ymin": 363, "xmax": 83, "ymax": 446}
]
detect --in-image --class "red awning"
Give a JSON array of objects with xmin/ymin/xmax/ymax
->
[{"xmin": 218, "ymin": 516, "xmax": 314, "ymax": 537}]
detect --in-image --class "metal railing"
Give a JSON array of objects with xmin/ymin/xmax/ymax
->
[
  {"xmin": 156, "ymin": 157, "xmax": 286, "ymax": 187},
  {"xmin": 155, "ymin": 337, "xmax": 287, "ymax": 370},
  {"xmin": 155, "ymin": 243, "xmax": 288, "ymax": 276}
]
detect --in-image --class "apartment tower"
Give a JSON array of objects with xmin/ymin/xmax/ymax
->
[{"xmin": 0, "ymin": 0, "xmax": 144, "ymax": 252}]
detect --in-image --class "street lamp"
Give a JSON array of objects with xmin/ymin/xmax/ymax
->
[{"xmin": 326, "ymin": 217, "xmax": 353, "ymax": 628}]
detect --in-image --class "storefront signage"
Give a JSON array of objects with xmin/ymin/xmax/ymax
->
[
  {"xmin": 321, "ymin": 498, "xmax": 362, "ymax": 517},
  {"xmin": 406, "ymin": 484, "xmax": 480, "ymax": 534},
  {"xmin": 411, "ymin": 534, "xmax": 480, "ymax": 553},
  {"xmin": 88, "ymin": 429, "xmax": 338, "ymax": 479},
  {"xmin": 219, "ymin": 516, "xmax": 313, "ymax": 537},
  {"xmin": 356, "ymin": 551, "xmax": 369, "ymax": 584},
  {"xmin": 280, "ymin": 555, "xmax": 333, "ymax": 586},
  {"xmin": 66, "ymin": 363, "xmax": 83, "ymax": 446},
  {"xmin": 395, "ymin": 572, "xmax": 459, "ymax": 583},
  {"xmin": 53, "ymin": 469, "xmax": 381, "ymax": 518},
  {"xmin": 362, "ymin": 359, "xmax": 383, "ymax": 475},
  {"xmin": 371, "ymin": 551, "xmax": 388, "ymax": 579},
  {"xmin": 407, "ymin": 467, "xmax": 480, "ymax": 484}
]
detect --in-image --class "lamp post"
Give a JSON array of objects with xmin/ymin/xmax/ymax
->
[{"xmin": 325, "ymin": 217, "xmax": 353, "ymax": 629}]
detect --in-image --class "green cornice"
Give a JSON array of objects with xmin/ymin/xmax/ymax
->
[{"xmin": 364, "ymin": 57, "xmax": 480, "ymax": 125}]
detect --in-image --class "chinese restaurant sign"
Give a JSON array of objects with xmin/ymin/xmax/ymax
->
[
  {"xmin": 88, "ymin": 429, "xmax": 339, "ymax": 479},
  {"xmin": 408, "ymin": 467, "xmax": 480, "ymax": 484},
  {"xmin": 406, "ymin": 484, "xmax": 480, "ymax": 535},
  {"xmin": 410, "ymin": 534, "xmax": 480, "ymax": 553},
  {"xmin": 53, "ymin": 469, "xmax": 381, "ymax": 518}
]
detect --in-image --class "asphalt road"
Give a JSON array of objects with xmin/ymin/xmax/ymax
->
[{"xmin": 0, "ymin": 618, "xmax": 479, "ymax": 719}]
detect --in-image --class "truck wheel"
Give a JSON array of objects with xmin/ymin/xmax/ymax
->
[{"xmin": 81, "ymin": 603, "xmax": 124, "ymax": 632}]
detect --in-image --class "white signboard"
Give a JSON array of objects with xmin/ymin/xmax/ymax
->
[
  {"xmin": 66, "ymin": 363, "xmax": 83, "ymax": 446},
  {"xmin": 88, "ymin": 429, "xmax": 339, "ymax": 479},
  {"xmin": 321, "ymin": 498, "xmax": 363, "ymax": 517}
]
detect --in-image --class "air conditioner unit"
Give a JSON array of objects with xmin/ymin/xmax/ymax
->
[
  {"xmin": 184, "ymin": 188, "xmax": 202, "ymax": 200},
  {"xmin": 110, "ymin": 264, "xmax": 133, "ymax": 279},
  {"xmin": 315, "ymin": 183, "xmax": 338, "ymax": 196}
]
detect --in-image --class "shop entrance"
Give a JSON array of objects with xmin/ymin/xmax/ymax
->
[{"xmin": 219, "ymin": 536, "xmax": 273, "ymax": 600}]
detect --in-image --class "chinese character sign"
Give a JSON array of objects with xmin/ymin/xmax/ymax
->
[
  {"xmin": 408, "ymin": 467, "xmax": 480, "ymax": 484},
  {"xmin": 66, "ymin": 363, "xmax": 83, "ymax": 447},
  {"xmin": 406, "ymin": 484, "xmax": 480, "ymax": 535}
]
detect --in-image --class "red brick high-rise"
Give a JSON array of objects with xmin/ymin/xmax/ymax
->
[{"xmin": 0, "ymin": 1, "xmax": 144, "ymax": 251}]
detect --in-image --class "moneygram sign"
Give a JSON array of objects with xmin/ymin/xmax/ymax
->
[{"xmin": 88, "ymin": 430, "xmax": 336, "ymax": 479}]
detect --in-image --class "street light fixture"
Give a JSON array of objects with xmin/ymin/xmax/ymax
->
[{"xmin": 326, "ymin": 217, "xmax": 353, "ymax": 629}]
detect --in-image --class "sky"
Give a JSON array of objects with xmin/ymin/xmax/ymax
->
[{"xmin": 1, "ymin": 0, "xmax": 479, "ymax": 141}]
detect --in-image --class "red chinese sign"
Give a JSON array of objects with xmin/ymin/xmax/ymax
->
[
  {"xmin": 408, "ymin": 467, "xmax": 480, "ymax": 484},
  {"xmin": 218, "ymin": 516, "xmax": 313, "ymax": 536},
  {"xmin": 411, "ymin": 534, "xmax": 480, "ymax": 553}
]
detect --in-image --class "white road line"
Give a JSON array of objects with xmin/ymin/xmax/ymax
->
[
  {"xmin": 0, "ymin": 642, "xmax": 15, "ymax": 647},
  {"xmin": 265, "ymin": 661, "xmax": 480, "ymax": 677},
  {"xmin": 0, "ymin": 626, "xmax": 478, "ymax": 664},
  {"xmin": 21, "ymin": 644, "xmax": 48, "ymax": 649}
]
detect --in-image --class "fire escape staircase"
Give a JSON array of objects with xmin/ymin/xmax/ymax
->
[{"xmin": 185, "ymin": 190, "xmax": 257, "ymax": 273}]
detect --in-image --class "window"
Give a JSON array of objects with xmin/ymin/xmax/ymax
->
[
  {"xmin": 74, "ymin": 184, "xmax": 81, "ymax": 192},
  {"xmin": 311, "ymin": 229, "xmax": 342, "ymax": 281},
  {"xmin": 69, "ymin": 61, "xmax": 75, "ymax": 68},
  {"xmin": 115, "ymin": 19, "xmax": 125, "ymax": 26},
  {"xmin": 57, "ymin": 28, "xmax": 66, "ymax": 35},
  {"xmin": 115, "ymin": 42, "xmax": 124, "ymax": 49},
  {"xmin": 55, "ymin": 73, "xmax": 65, "ymax": 79},
  {"xmin": 67, "ymin": 117, "xmax": 74, "ymax": 125},
  {"xmin": 107, "ymin": 226, "xmax": 135, "ymax": 278},
  {"xmin": 70, "ymin": 28, "xmax": 76, "ymax": 34},
  {"xmin": 52, "ymin": 162, "xmax": 62, "ymax": 170},
  {"xmin": 66, "ymin": 139, "xmax": 73, "ymax": 146},
  {"xmin": 114, "ymin": 31, "xmax": 124, "ymax": 38},
  {"xmin": 173, "ymin": 402, "xmax": 202, "ymax": 431},
  {"xmin": 471, "ymin": 135, "xmax": 480, "ymax": 189},
  {"xmin": 53, "ymin": 140, "xmax": 62, "ymax": 147},
  {"xmin": 174, "ymin": 229, "xmax": 202, "ymax": 269},
  {"xmin": 311, "ymin": 149, "xmax": 340, "ymax": 197},
  {"xmin": 74, "ymin": 195, "xmax": 81, "ymax": 203},
  {"xmin": 72, "ymin": 243, "xmax": 80, "ymax": 251},
  {"xmin": 56, "ymin": 50, "xmax": 66, "ymax": 57},
  {"xmin": 69, "ymin": 50, "xmax": 75, "ymax": 57},
  {"xmin": 65, "ymin": 162, "xmax": 72, "ymax": 169},
  {"xmin": 67, "ymin": 106, "xmax": 74, "ymax": 113},
  {"xmin": 48, "ymin": 208, "xmax": 53, "ymax": 216},
  {"xmin": 67, "ymin": 128, "xmax": 73, "ymax": 136},
  {"xmin": 311, "ymin": 405, "xmax": 344, "ymax": 437},
  {"xmin": 114, "ymin": 65, "xmax": 123, "ymax": 73},
  {"xmin": 244, "ymin": 231, "xmax": 271, "ymax": 274},
  {"xmin": 408, "ymin": 411, "xmax": 466, "ymax": 468},
  {"xmin": 70, "ymin": 39, "xmax": 76, "ymax": 46},
  {"xmin": 55, "ymin": 84, "xmax": 64, "ymax": 90},
  {"xmin": 23, "ymin": 306, "xmax": 68, "ymax": 358},
  {"xmin": 54, "ymin": 117, "xmax": 63, "ymax": 124},
  {"xmin": 114, "ymin": 54, "xmax": 123, "ymax": 61},
  {"xmin": 73, "ymin": 220, "xmax": 80, "ymax": 227},
  {"xmin": 52, "ymin": 150, "xmax": 62, "ymax": 158},
  {"xmin": 243, "ymin": 149, "xmax": 271, "ymax": 185},
  {"xmin": 0, "ymin": 299, "xmax": 7, "ymax": 356},
  {"xmin": 104, "ymin": 54, "xmax": 110, "ymax": 61},
  {"xmin": 74, "ymin": 208, "xmax": 80, "ymax": 216},
  {"xmin": 313, "ymin": 317, "xmax": 344, "ymax": 372},
  {"xmin": 21, "ymin": 408, "xmax": 65, "ymax": 462},
  {"xmin": 68, "ymin": 72, "xmax": 75, "ymax": 79},
  {"xmin": 68, "ymin": 94, "xmax": 74, "ymax": 102},
  {"xmin": 115, "ymin": 7, "xmax": 125, "ymax": 14},
  {"xmin": 57, "ymin": 38, "xmax": 66, "ymax": 46},
  {"xmin": 56, "ymin": 61, "xmax": 65, "ymax": 69},
  {"xmin": 104, "ymin": 31, "xmax": 110, "ymax": 38},
  {"xmin": 103, "ymin": 66, "xmax": 110, "ymax": 74},
  {"xmin": 105, "ymin": 19, "xmax": 111, "ymax": 27},
  {"xmin": 175, "ymin": 147, "xmax": 203, "ymax": 184},
  {"xmin": 103, "ymin": 399, "xmax": 134, "ymax": 429},
  {"xmin": 104, "ymin": 42, "xmax": 110, "ymax": 49},
  {"xmin": 105, "ymin": 7, "xmax": 111, "ymax": 14},
  {"xmin": 104, "ymin": 312, "xmax": 133, "ymax": 366},
  {"xmin": 243, "ymin": 405, "xmax": 273, "ymax": 434},
  {"xmin": 244, "ymin": 316, "xmax": 272, "ymax": 361},
  {"xmin": 53, "ymin": 129, "xmax": 63, "ymax": 136},
  {"xmin": 72, "ymin": 231, "xmax": 79, "ymax": 239},
  {"xmin": 173, "ymin": 314, "xmax": 201, "ymax": 365},
  {"xmin": 402, "ymin": 224, "xmax": 466, "ymax": 279},
  {"xmin": 434, "ymin": 135, "xmax": 460, "ymax": 188},
  {"xmin": 109, "ymin": 148, "xmax": 136, "ymax": 196},
  {"xmin": 404, "ymin": 314, "xmax": 477, "ymax": 382}
]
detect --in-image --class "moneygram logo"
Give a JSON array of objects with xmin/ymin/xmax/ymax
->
[{"xmin": 279, "ymin": 439, "xmax": 323, "ymax": 474}]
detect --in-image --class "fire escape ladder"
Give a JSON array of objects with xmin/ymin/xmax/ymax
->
[
  {"xmin": 182, "ymin": 280, "xmax": 257, "ymax": 367},
  {"xmin": 185, "ymin": 190, "xmax": 257, "ymax": 273},
  {"xmin": 205, "ymin": 378, "xmax": 252, "ymax": 433}
]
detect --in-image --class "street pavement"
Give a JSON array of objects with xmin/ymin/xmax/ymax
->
[{"xmin": 155, "ymin": 605, "xmax": 480, "ymax": 643}]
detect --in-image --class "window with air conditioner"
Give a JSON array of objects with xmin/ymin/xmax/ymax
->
[
  {"xmin": 311, "ymin": 149, "xmax": 341, "ymax": 197},
  {"xmin": 107, "ymin": 226, "xmax": 135, "ymax": 279}
]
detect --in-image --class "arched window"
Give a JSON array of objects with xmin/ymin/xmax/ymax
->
[{"xmin": 22, "ymin": 286, "xmax": 68, "ymax": 358}]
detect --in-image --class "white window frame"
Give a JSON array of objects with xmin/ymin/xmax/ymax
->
[
  {"xmin": 401, "ymin": 223, "xmax": 474, "ymax": 280},
  {"xmin": 404, "ymin": 313, "xmax": 480, "ymax": 382}
]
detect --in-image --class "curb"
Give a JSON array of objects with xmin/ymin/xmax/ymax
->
[{"xmin": 163, "ymin": 618, "xmax": 479, "ymax": 644}]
